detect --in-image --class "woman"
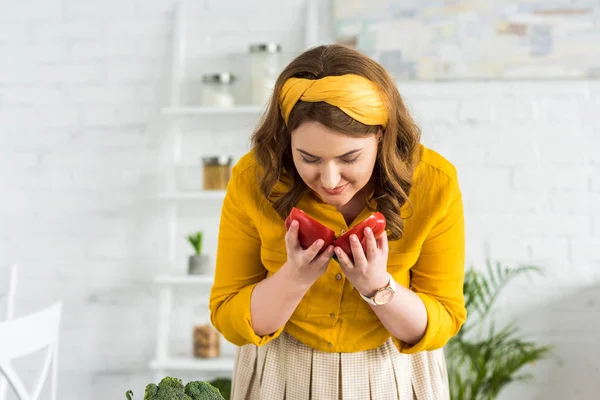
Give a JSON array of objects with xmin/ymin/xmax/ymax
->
[{"xmin": 209, "ymin": 44, "xmax": 466, "ymax": 400}]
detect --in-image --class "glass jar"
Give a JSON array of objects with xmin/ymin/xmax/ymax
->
[
  {"xmin": 249, "ymin": 43, "xmax": 282, "ymax": 106},
  {"xmin": 191, "ymin": 304, "xmax": 220, "ymax": 359},
  {"xmin": 193, "ymin": 324, "xmax": 220, "ymax": 358},
  {"xmin": 201, "ymin": 73, "xmax": 237, "ymax": 108},
  {"xmin": 202, "ymin": 156, "xmax": 232, "ymax": 190}
]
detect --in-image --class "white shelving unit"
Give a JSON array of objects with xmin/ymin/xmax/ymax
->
[
  {"xmin": 150, "ymin": 0, "xmax": 324, "ymax": 382},
  {"xmin": 151, "ymin": 276, "xmax": 234, "ymax": 380}
]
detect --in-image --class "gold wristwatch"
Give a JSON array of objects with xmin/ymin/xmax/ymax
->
[{"xmin": 359, "ymin": 273, "xmax": 396, "ymax": 306}]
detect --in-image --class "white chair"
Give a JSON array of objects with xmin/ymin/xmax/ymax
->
[
  {"xmin": 3, "ymin": 264, "xmax": 19, "ymax": 320},
  {"xmin": 0, "ymin": 264, "xmax": 19, "ymax": 400},
  {"xmin": 0, "ymin": 266, "xmax": 62, "ymax": 400}
]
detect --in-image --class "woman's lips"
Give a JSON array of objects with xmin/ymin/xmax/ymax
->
[{"xmin": 321, "ymin": 183, "xmax": 348, "ymax": 196}]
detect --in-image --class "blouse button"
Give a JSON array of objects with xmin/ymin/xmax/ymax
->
[
  {"xmin": 328, "ymin": 342, "xmax": 333, "ymax": 348},
  {"xmin": 335, "ymin": 273, "xmax": 342, "ymax": 280},
  {"xmin": 329, "ymin": 313, "xmax": 335, "ymax": 319},
  {"xmin": 340, "ymin": 229, "xmax": 346, "ymax": 234}
]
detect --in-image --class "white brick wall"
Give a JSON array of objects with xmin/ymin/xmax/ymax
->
[{"xmin": 1, "ymin": 1, "xmax": 599, "ymax": 399}]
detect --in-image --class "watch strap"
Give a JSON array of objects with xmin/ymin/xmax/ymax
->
[{"xmin": 359, "ymin": 273, "xmax": 395, "ymax": 306}]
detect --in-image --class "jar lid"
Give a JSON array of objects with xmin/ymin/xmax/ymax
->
[
  {"xmin": 202, "ymin": 155, "xmax": 232, "ymax": 166},
  {"xmin": 249, "ymin": 43, "xmax": 282, "ymax": 53},
  {"xmin": 201, "ymin": 73, "xmax": 236, "ymax": 84}
]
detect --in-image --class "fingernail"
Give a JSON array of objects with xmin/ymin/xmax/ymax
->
[
  {"xmin": 291, "ymin": 220, "xmax": 298, "ymax": 228},
  {"xmin": 335, "ymin": 248, "xmax": 342, "ymax": 255},
  {"xmin": 327, "ymin": 246, "xmax": 334, "ymax": 254},
  {"xmin": 365, "ymin": 227, "xmax": 372, "ymax": 235},
  {"xmin": 316, "ymin": 239, "xmax": 324, "ymax": 246},
  {"xmin": 351, "ymin": 234, "xmax": 358, "ymax": 242}
]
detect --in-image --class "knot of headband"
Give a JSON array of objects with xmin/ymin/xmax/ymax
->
[{"xmin": 278, "ymin": 74, "xmax": 388, "ymax": 129}]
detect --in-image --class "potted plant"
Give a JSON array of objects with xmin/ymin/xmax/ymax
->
[
  {"xmin": 446, "ymin": 261, "xmax": 552, "ymax": 400},
  {"xmin": 187, "ymin": 231, "xmax": 211, "ymax": 275}
]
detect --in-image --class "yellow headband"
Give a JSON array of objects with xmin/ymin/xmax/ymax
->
[{"xmin": 278, "ymin": 74, "xmax": 388, "ymax": 129}]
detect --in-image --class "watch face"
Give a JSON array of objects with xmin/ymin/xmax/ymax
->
[{"xmin": 374, "ymin": 288, "xmax": 394, "ymax": 305}]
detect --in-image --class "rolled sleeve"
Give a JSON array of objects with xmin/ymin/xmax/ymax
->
[
  {"xmin": 209, "ymin": 163, "xmax": 284, "ymax": 347},
  {"xmin": 214, "ymin": 282, "xmax": 285, "ymax": 346},
  {"xmin": 395, "ymin": 179, "xmax": 467, "ymax": 354}
]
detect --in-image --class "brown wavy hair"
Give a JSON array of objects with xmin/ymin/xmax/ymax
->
[{"xmin": 250, "ymin": 44, "xmax": 421, "ymax": 240}]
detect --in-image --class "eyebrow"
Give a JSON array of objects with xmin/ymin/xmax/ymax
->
[{"xmin": 296, "ymin": 148, "xmax": 361, "ymax": 158}]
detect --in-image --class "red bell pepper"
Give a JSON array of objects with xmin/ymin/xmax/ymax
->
[
  {"xmin": 332, "ymin": 212, "xmax": 386, "ymax": 258},
  {"xmin": 285, "ymin": 208, "xmax": 335, "ymax": 251},
  {"xmin": 285, "ymin": 208, "xmax": 387, "ymax": 261}
]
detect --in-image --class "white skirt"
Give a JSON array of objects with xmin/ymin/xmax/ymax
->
[{"xmin": 231, "ymin": 332, "xmax": 449, "ymax": 400}]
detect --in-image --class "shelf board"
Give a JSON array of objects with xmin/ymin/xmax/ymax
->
[
  {"xmin": 153, "ymin": 275, "xmax": 213, "ymax": 285},
  {"xmin": 161, "ymin": 105, "xmax": 264, "ymax": 116},
  {"xmin": 155, "ymin": 191, "xmax": 226, "ymax": 200},
  {"xmin": 149, "ymin": 356, "xmax": 235, "ymax": 372}
]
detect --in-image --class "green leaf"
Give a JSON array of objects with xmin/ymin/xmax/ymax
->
[
  {"xmin": 447, "ymin": 261, "xmax": 551, "ymax": 400},
  {"xmin": 187, "ymin": 231, "xmax": 203, "ymax": 255}
]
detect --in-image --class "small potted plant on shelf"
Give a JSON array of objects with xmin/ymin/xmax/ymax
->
[{"xmin": 187, "ymin": 231, "xmax": 211, "ymax": 275}]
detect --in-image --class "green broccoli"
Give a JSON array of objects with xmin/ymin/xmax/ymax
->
[
  {"xmin": 184, "ymin": 381, "xmax": 225, "ymax": 400},
  {"xmin": 158, "ymin": 377, "xmax": 186, "ymax": 391},
  {"xmin": 126, "ymin": 376, "xmax": 225, "ymax": 400},
  {"xmin": 148, "ymin": 377, "xmax": 190, "ymax": 400},
  {"xmin": 152, "ymin": 385, "xmax": 192, "ymax": 400},
  {"xmin": 208, "ymin": 378, "xmax": 231, "ymax": 400},
  {"xmin": 143, "ymin": 383, "xmax": 158, "ymax": 399}
]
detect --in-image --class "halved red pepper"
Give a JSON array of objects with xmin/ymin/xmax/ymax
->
[
  {"xmin": 285, "ymin": 208, "xmax": 335, "ymax": 251},
  {"xmin": 285, "ymin": 207, "xmax": 387, "ymax": 261},
  {"xmin": 332, "ymin": 212, "xmax": 386, "ymax": 258}
]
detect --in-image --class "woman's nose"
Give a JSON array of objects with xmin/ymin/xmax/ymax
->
[{"xmin": 320, "ymin": 163, "xmax": 341, "ymax": 189}]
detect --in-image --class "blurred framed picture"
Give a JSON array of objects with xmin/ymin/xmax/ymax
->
[{"xmin": 332, "ymin": 0, "xmax": 600, "ymax": 80}]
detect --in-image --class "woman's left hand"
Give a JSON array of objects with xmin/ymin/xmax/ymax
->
[{"xmin": 334, "ymin": 227, "xmax": 390, "ymax": 297}]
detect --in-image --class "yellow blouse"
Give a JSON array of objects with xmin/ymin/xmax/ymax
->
[{"xmin": 209, "ymin": 144, "xmax": 466, "ymax": 354}]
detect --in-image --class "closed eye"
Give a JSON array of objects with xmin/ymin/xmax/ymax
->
[
  {"xmin": 296, "ymin": 148, "xmax": 361, "ymax": 164},
  {"xmin": 301, "ymin": 157, "xmax": 320, "ymax": 164},
  {"xmin": 301, "ymin": 156, "xmax": 359, "ymax": 164},
  {"xmin": 340, "ymin": 156, "xmax": 360, "ymax": 164}
]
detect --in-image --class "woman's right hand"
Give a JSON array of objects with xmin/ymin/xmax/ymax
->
[{"xmin": 284, "ymin": 219, "xmax": 334, "ymax": 287}]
